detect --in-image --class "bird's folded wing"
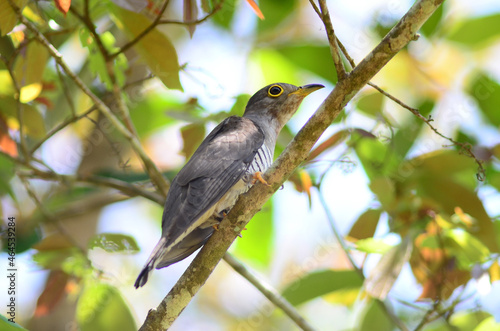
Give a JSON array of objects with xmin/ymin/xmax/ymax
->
[{"xmin": 161, "ymin": 116, "xmax": 265, "ymax": 241}]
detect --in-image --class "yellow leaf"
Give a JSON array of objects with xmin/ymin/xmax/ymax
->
[
  {"xmin": 453, "ymin": 206, "xmax": 475, "ymax": 228},
  {"xmin": 0, "ymin": 70, "xmax": 16, "ymax": 96},
  {"xmin": 20, "ymin": 83, "xmax": 42, "ymax": 103},
  {"xmin": 324, "ymin": 288, "xmax": 359, "ymax": 306},
  {"xmin": 490, "ymin": 261, "xmax": 500, "ymax": 283},
  {"xmin": 21, "ymin": 5, "xmax": 45, "ymax": 25}
]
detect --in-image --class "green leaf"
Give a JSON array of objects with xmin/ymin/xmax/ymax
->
[
  {"xmin": 45, "ymin": 187, "xmax": 96, "ymax": 211},
  {"xmin": 33, "ymin": 247, "xmax": 80, "ymax": 269},
  {"xmin": 0, "ymin": 97, "xmax": 46, "ymax": 138},
  {"xmin": 111, "ymin": 5, "xmax": 182, "ymax": 90},
  {"xmin": 355, "ymin": 238, "xmax": 394, "ymax": 254},
  {"xmin": 392, "ymin": 99, "xmax": 434, "ymax": 158},
  {"xmin": 212, "ymin": 0, "xmax": 236, "ymax": 29},
  {"xmin": 419, "ymin": 235, "xmax": 440, "ymax": 249},
  {"xmin": 257, "ymin": 0, "xmax": 297, "ymax": 33},
  {"xmin": 78, "ymin": 30, "xmax": 128, "ymax": 90},
  {"xmin": 410, "ymin": 150, "xmax": 477, "ymax": 177},
  {"xmin": 359, "ymin": 299, "xmax": 394, "ymax": 331},
  {"xmin": 451, "ymin": 311, "xmax": 492, "ymax": 331},
  {"xmin": 444, "ymin": 229, "xmax": 490, "ymax": 269},
  {"xmin": 474, "ymin": 316, "xmax": 500, "ymax": 331},
  {"xmin": 424, "ymin": 311, "xmax": 493, "ymax": 331},
  {"xmin": 33, "ymin": 247, "xmax": 89, "ymax": 277},
  {"xmin": 420, "ymin": 4, "xmax": 443, "ymax": 37},
  {"xmin": 77, "ymin": 283, "xmax": 136, "ymax": 331},
  {"xmin": 352, "ymin": 135, "xmax": 400, "ymax": 180},
  {"xmin": 276, "ymin": 45, "xmax": 337, "ymax": 84},
  {"xmin": 228, "ymin": 94, "xmax": 250, "ymax": 116},
  {"xmin": 447, "ymin": 13, "xmax": 500, "ymax": 46},
  {"xmin": 348, "ymin": 209, "xmax": 382, "ymax": 241},
  {"xmin": 129, "ymin": 93, "xmax": 181, "ymax": 136},
  {"xmin": 88, "ymin": 233, "xmax": 139, "ymax": 253},
  {"xmin": 417, "ymin": 176, "xmax": 498, "ymax": 253},
  {"xmin": 0, "ymin": 0, "xmax": 27, "ymax": 36},
  {"xmin": 0, "ymin": 71, "xmax": 17, "ymax": 97},
  {"xmin": 0, "ymin": 152, "xmax": 15, "ymax": 197},
  {"xmin": 233, "ymin": 200, "xmax": 273, "ymax": 266},
  {"xmin": 251, "ymin": 49, "xmax": 299, "ymax": 86},
  {"xmin": 13, "ymin": 223, "xmax": 42, "ymax": 253},
  {"xmin": 467, "ymin": 72, "xmax": 500, "ymax": 127},
  {"xmin": 79, "ymin": 29, "xmax": 110, "ymax": 88},
  {"xmin": 282, "ymin": 270, "xmax": 363, "ymax": 306},
  {"xmin": 356, "ymin": 92, "xmax": 384, "ymax": 117},
  {"xmin": 13, "ymin": 40, "xmax": 49, "ymax": 87},
  {"xmin": 0, "ymin": 315, "xmax": 28, "ymax": 330},
  {"xmin": 369, "ymin": 177, "xmax": 395, "ymax": 210}
]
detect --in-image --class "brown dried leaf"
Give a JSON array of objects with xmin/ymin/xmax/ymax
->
[{"xmin": 34, "ymin": 270, "xmax": 69, "ymax": 317}]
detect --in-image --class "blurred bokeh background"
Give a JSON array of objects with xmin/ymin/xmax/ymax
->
[{"xmin": 1, "ymin": 0, "xmax": 500, "ymax": 330}]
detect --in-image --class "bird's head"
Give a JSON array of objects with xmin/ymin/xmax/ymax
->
[{"xmin": 243, "ymin": 83, "xmax": 324, "ymax": 133}]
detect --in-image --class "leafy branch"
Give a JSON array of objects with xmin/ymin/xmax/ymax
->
[
  {"xmin": 138, "ymin": 0, "xmax": 445, "ymax": 329},
  {"xmin": 7, "ymin": 0, "xmax": 170, "ymax": 197}
]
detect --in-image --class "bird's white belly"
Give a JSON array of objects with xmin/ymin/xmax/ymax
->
[{"xmin": 201, "ymin": 144, "xmax": 274, "ymax": 228}]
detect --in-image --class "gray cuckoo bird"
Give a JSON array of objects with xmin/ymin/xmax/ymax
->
[{"xmin": 135, "ymin": 82, "xmax": 323, "ymax": 288}]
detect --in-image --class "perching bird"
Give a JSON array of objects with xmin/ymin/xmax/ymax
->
[{"xmin": 135, "ymin": 83, "xmax": 324, "ymax": 288}]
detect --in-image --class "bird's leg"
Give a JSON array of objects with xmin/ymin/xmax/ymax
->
[
  {"xmin": 213, "ymin": 209, "xmax": 230, "ymax": 230},
  {"xmin": 251, "ymin": 172, "xmax": 270, "ymax": 186}
]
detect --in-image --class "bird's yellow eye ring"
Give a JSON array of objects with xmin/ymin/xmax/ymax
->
[{"xmin": 268, "ymin": 85, "xmax": 284, "ymax": 97}]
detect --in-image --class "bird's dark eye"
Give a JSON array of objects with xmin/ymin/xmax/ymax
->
[{"xmin": 268, "ymin": 85, "xmax": 284, "ymax": 97}]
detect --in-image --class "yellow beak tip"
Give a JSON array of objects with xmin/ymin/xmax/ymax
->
[{"xmin": 290, "ymin": 84, "xmax": 325, "ymax": 96}]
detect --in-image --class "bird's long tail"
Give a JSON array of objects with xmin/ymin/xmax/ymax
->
[{"xmin": 134, "ymin": 237, "xmax": 168, "ymax": 288}]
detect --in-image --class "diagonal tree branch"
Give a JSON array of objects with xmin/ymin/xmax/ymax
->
[{"xmin": 138, "ymin": 0, "xmax": 445, "ymax": 330}]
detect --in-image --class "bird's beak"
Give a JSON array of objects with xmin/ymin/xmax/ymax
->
[{"xmin": 289, "ymin": 84, "xmax": 325, "ymax": 97}]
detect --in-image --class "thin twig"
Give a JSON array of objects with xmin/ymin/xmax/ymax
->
[
  {"xmin": 314, "ymin": 0, "xmax": 347, "ymax": 80},
  {"xmin": 29, "ymin": 74, "xmax": 157, "ymax": 154},
  {"xmin": 19, "ymin": 168, "xmax": 164, "ymax": 205},
  {"xmin": 368, "ymin": 83, "xmax": 485, "ymax": 180},
  {"xmin": 8, "ymin": 0, "xmax": 170, "ymax": 197},
  {"xmin": 71, "ymin": 5, "xmax": 139, "ymax": 136},
  {"xmin": 70, "ymin": 6, "xmax": 110, "ymax": 61},
  {"xmin": 157, "ymin": 3, "xmax": 224, "ymax": 26},
  {"xmin": 223, "ymin": 253, "xmax": 316, "ymax": 331},
  {"xmin": 334, "ymin": 35, "xmax": 486, "ymax": 180},
  {"xmin": 29, "ymin": 105, "xmax": 98, "ymax": 154}
]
